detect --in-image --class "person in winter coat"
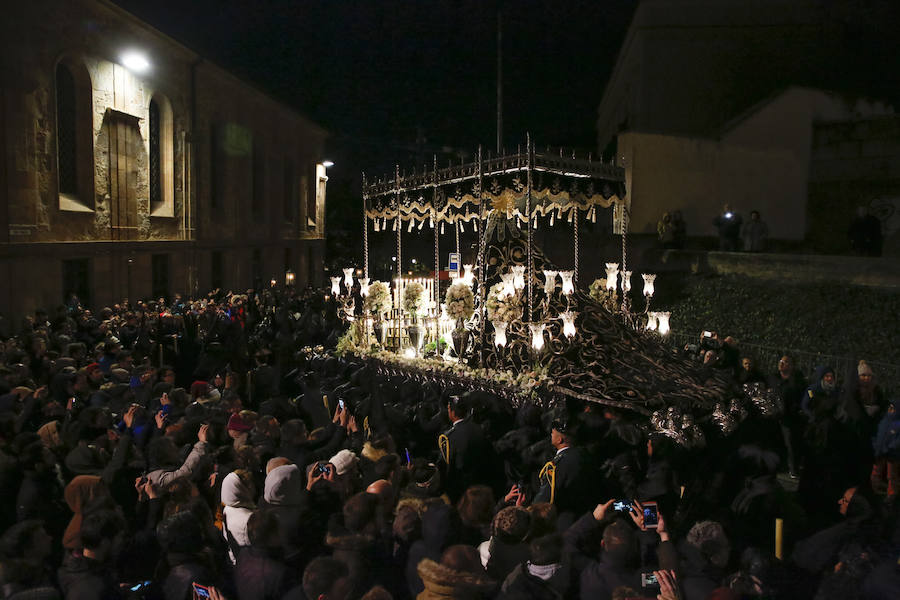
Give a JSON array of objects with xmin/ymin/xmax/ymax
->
[
  {"xmin": 405, "ymin": 501, "xmax": 460, "ymax": 598},
  {"xmin": 477, "ymin": 506, "xmax": 532, "ymax": 582},
  {"xmin": 57, "ymin": 510, "xmax": 124, "ymax": 600},
  {"xmin": 678, "ymin": 521, "xmax": 730, "ymax": 600},
  {"xmin": 768, "ymin": 355, "xmax": 807, "ymax": 477},
  {"xmin": 498, "ymin": 533, "xmax": 573, "ymax": 600},
  {"xmin": 146, "ymin": 423, "xmax": 210, "ymax": 488},
  {"xmin": 871, "ymin": 397, "xmax": 900, "ymax": 499},
  {"xmin": 416, "ymin": 544, "xmax": 496, "ymax": 600},
  {"xmin": 792, "ymin": 486, "xmax": 879, "ymax": 575},
  {"xmin": 564, "ymin": 500, "xmax": 678, "ymax": 600},
  {"xmin": 220, "ymin": 469, "xmax": 255, "ymax": 562},
  {"xmin": 261, "ymin": 463, "xmax": 309, "ymax": 567},
  {"xmin": 234, "ymin": 510, "xmax": 297, "ymax": 600}
]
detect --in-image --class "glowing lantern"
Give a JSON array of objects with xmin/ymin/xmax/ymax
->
[
  {"xmin": 605, "ymin": 263, "xmax": 619, "ymax": 291},
  {"xmin": 342, "ymin": 268, "xmax": 354, "ymax": 290},
  {"xmin": 542, "ymin": 270, "xmax": 558, "ymax": 294},
  {"xmin": 330, "ymin": 276, "xmax": 342, "ymax": 296},
  {"xmin": 620, "ymin": 270, "xmax": 632, "ymax": 293},
  {"xmin": 656, "ymin": 312, "xmax": 671, "ymax": 335},
  {"xmin": 646, "ymin": 311, "xmax": 658, "ymax": 331},
  {"xmin": 492, "ymin": 320, "xmax": 508, "ymax": 348},
  {"xmin": 642, "ymin": 274, "xmax": 656, "ymax": 297},
  {"xmin": 358, "ymin": 277, "xmax": 370, "ymax": 297},
  {"xmin": 511, "ymin": 265, "xmax": 526, "ymax": 290},
  {"xmin": 559, "ymin": 271, "xmax": 575, "ymax": 295},
  {"xmin": 530, "ymin": 323, "xmax": 546, "ymax": 351},
  {"xmin": 559, "ymin": 311, "xmax": 577, "ymax": 339},
  {"xmin": 462, "ymin": 264, "xmax": 475, "ymax": 287},
  {"xmin": 500, "ymin": 273, "xmax": 516, "ymax": 298}
]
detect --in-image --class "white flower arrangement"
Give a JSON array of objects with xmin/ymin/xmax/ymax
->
[
  {"xmin": 445, "ymin": 283, "xmax": 475, "ymax": 321},
  {"xmin": 486, "ymin": 282, "xmax": 524, "ymax": 323},
  {"xmin": 402, "ymin": 282, "xmax": 425, "ymax": 314},
  {"xmin": 363, "ymin": 280, "xmax": 392, "ymax": 316}
]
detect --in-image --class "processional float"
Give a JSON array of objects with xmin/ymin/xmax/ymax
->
[{"xmin": 330, "ymin": 136, "xmax": 756, "ymax": 447}]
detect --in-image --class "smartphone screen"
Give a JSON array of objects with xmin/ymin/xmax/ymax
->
[
  {"xmin": 338, "ymin": 399, "xmax": 345, "ymax": 410},
  {"xmin": 130, "ymin": 581, "xmax": 151, "ymax": 592},
  {"xmin": 192, "ymin": 583, "xmax": 211, "ymax": 598},
  {"xmin": 613, "ymin": 500, "xmax": 630, "ymax": 512},
  {"xmin": 642, "ymin": 502, "xmax": 659, "ymax": 528},
  {"xmin": 404, "ymin": 448, "xmax": 412, "ymax": 464},
  {"xmin": 641, "ymin": 572, "xmax": 659, "ymax": 588}
]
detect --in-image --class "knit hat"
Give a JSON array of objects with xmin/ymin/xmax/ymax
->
[
  {"xmin": 858, "ymin": 360, "xmax": 874, "ymax": 377},
  {"xmin": 227, "ymin": 412, "xmax": 254, "ymax": 433},
  {"xmin": 329, "ymin": 449, "xmax": 359, "ymax": 476}
]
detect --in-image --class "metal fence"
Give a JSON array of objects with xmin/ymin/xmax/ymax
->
[{"xmin": 667, "ymin": 330, "xmax": 900, "ymax": 397}]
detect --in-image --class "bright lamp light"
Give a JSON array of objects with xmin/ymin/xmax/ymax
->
[{"xmin": 121, "ymin": 52, "xmax": 150, "ymax": 73}]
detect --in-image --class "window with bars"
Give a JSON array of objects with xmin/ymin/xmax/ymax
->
[{"xmin": 56, "ymin": 64, "xmax": 77, "ymax": 195}]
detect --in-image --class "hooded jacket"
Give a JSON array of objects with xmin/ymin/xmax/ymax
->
[
  {"xmin": 62, "ymin": 475, "xmax": 107, "ymax": 550},
  {"xmin": 416, "ymin": 558, "xmax": 496, "ymax": 600}
]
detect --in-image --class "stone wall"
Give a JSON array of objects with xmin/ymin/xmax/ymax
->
[{"xmin": 1, "ymin": 0, "xmax": 328, "ymax": 320}]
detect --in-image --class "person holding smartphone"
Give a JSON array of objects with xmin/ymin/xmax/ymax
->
[{"xmin": 562, "ymin": 498, "xmax": 678, "ymax": 600}]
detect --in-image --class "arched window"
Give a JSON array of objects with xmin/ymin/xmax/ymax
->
[
  {"xmin": 55, "ymin": 58, "xmax": 93, "ymax": 211},
  {"xmin": 149, "ymin": 93, "xmax": 174, "ymax": 216},
  {"xmin": 56, "ymin": 64, "xmax": 77, "ymax": 195}
]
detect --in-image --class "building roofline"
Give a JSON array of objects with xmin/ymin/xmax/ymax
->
[{"xmin": 96, "ymin": 0, "xmax": 328, "ymax": 138}]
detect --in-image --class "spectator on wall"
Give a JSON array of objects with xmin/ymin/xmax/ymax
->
[
  {"xmin": 741, "ymin": 210, "xmax": 768, "ymax": 252},
  {"xmin": 713, "ymin": 204, "xmax": 743, "ymax": 251},
  {"xmin": 848, "ymin": 206, "xmax": 883, "ymax": 256}
]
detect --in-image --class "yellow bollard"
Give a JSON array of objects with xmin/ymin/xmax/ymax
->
[{"xmin": 775, "ymin": 518, "xmax": 784, "ymax": 560}]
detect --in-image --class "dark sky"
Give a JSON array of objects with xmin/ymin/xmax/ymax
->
[{"xmin": 111, "ymin": 0, "xmax": 636, "ymax": 161}]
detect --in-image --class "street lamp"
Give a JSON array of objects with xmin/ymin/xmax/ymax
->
[
  {"xmin": 121, "ymin": 51, "xmax": 150, "ymax": 73},
  {"xmin": 285, "ymin": 270, "xmax": 295, "ymax": 287}
]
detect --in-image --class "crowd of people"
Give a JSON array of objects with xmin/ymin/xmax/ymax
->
[{"xmin": 0, "ymin": 287, "xmax": 898, "ymax": 600}]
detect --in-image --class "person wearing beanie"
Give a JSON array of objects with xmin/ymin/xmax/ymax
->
[
  {"xmin": 331, "ymin": 449, "xmax": 360, "ymax": 477},
  {"xmin": 854, "ymin": 360, "xmax": 886, "ymax": 421},
  {"xmin": 227, "ymin": 411, "xmax": 256, "ymax": 450}
]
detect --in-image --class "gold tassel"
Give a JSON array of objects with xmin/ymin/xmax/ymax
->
[
  {"xmin": 539, "ymin": 460, "xmax": 557, "ymax": 504},
  {"xmin": 438, "ymin": 434, "xmax": 450, "ymax": 464}
]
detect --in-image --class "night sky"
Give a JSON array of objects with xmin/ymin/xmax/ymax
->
[{"xmin": 111, "ymin": 0, "xmax": 636, "ymax": 188}]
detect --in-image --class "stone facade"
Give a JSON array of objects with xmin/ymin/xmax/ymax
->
[{"xmin": 1, "ymin": 0, "xmax": 328, "ymax": 320}]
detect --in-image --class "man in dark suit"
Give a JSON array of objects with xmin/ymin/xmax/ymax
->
[
  {"xmin": 439, "ymin": 395, "xmax": 493, "ymax": 502},
  {"xmin": 535, "ymin": 419, "xmax": 595, "ymax": 528}
]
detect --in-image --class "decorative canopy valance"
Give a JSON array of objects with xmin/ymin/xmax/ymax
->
[{"xmin": 363, "ymin": 149, "xmax": 626, "ymax": 225}]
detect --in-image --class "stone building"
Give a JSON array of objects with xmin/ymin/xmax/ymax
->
[
  {"xmin": 597, "ymin": 0, "xmax": 900, "ymax": 254},
  {"xmin": 1, "ymin": 0, "xmax": 328, "ymax": 321}
]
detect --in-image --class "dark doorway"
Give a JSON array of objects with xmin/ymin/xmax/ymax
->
[
  {"xmin": 152, "ymin": 254, "xmax": 170, "ymax": 301},
  {"xmin": 62, "ymin": 258, "xmax": 91, "ymax": 309}
]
